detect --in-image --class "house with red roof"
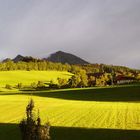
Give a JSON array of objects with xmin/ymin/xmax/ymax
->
[{"xmin": 116, "ymin": 75, "xmax": 136, "ymax": 84}]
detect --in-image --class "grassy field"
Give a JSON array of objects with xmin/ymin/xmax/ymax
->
[
  {"xmin": 0, "ymin": 86, "xmax": 140, "ymax": 140},
  {"xmin": 0, "ymin": 70, "xmax": 72, "ymax": 90}
]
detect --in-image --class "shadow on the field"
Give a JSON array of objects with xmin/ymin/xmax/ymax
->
[
  {"xmin": 1, "ymin": 86, "xmax": 140, "ymax": 102},
  {"xmin": 0, "ymin": 93, "xmax": 19, "ymax": 95},
  {"xmin": 1, "ymin": 123, "xmax": 140, "ymax": 140},
  {"xmin": 0, "ymin": 123, "xmax": 21, "ymax": 140},
  {"xmin": 51, "ymin": 126, "xmax": 140, "ymax": 140},
  {"xmin": 23, "ymin": 86, "xmax": 140, "ymax": 102}
]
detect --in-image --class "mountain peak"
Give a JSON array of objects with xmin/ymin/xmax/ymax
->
[
  {"xmin": 47, "ymin": 51, "xmax": 89, "ymax": 65},
  {"xmin": 13, "ymin": 55, "xmax": 24, "ymax": 62},
  {"xmin": 56, "ymin": 51, "xmax": 64, "ymax": 53}
]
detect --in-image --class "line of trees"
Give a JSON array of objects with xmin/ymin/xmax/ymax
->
[
  {"xmin": 0, "ymin": 60, "xmax": 71, "ymax": 71},
  {"xmin": 1, "ymin": 60, "xmax": 140, "ymax": 89},
  {"xmin": 0, "ymin": 60, "xmax": 139, "ymax": 74}
]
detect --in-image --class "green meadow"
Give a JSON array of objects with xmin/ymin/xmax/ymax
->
[
  {"xmin": 0, "ymin": 84, "xmax": 140, "ymax": 139},
  {"xmin": 0, "ymin": 71, "xmax": 72, "ymax": 91}
]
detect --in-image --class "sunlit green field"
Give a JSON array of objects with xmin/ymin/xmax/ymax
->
[
  {"xmin": 0, "ymin": 71, "xmax": 72, "ymax": 90},
  {"xmin": 1, "ymin": 86, "xmax": 140, "ymax": 140}
]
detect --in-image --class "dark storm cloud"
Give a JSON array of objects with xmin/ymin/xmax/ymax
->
[{"xmin": 0, "ymin": 0, "xmax": 140, "ymax": 68}]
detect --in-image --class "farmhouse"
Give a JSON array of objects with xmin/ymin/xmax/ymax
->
[{"xmin": 116, "ymin": 75, "xmax": 136, "ymax": 84}]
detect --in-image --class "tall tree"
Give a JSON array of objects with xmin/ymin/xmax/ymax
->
[{"xmin": 19, "ymin": 99, "xmax": 50, "ymax": 140}]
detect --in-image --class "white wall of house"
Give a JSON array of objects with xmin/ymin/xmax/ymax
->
[{"xmin": 117, "ymin": 80, "xmax": 134, "ymax": 84}]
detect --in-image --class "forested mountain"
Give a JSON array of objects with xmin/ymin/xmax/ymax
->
[
  {"xmin": 0, "ymin": 51, "xmax": 140, "ymax": 87},
  {"xmin": 3, "ymin": 51, "xmax": 89, "ymax": 65},
  {"xmin": 1, "ymin": 51, "xmax": 139, "ymax": 74},
  {"xmin": 46, "ymin": 51, "xmax": 89, "ymax": 65}
]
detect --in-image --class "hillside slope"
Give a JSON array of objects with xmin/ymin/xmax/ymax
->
[{"xmin": 47, "ymin": 51, "xmax": 89, "ymax": 65}]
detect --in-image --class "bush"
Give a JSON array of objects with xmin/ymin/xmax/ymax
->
[
  {"xmin": 31, "ymin": 82, "xmax": 37, "ymax": 89},
  {"xmin": 37, "ymin": 81, "xmax": 45, "ymax": 88},
  {"xmin": 5, "ymin": 84, "xmax": 12, "ymax": 89},
  {"xmin": 19, "ymin": 99, "xmax": 50, "ymax": 140},
  {"xmin": 49, "ymin": 80, "xmax": 59, "ymax": 89},
  {"xmin": 16, "ymin": 83, "xmax": 23, "ymax": 89},
  {"xmin": 57, "ymin": 78, "xmax": 68, "ymax": 88}
]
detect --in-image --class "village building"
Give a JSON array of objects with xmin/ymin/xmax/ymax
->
[{"xmin": 116, "ymin": 75, "xmax": 136, "ymax": 84}]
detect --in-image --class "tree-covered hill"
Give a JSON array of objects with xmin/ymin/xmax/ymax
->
[
  {"xmin": 46, "ymin": 51, "xmax": 89, "ymax": 65},
  {"xmin": 0, "ymin": 51, "xmax": 140, "ymax": 88}
]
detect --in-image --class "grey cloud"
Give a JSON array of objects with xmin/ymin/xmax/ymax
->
[{"xmin": 0, "ymin": 0, "xmax": 140, "ymax": 68}]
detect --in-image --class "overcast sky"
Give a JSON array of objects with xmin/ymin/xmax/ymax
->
[{"xmin": 0, "ymin": 0, "xmax": 140, "ymax": 69}]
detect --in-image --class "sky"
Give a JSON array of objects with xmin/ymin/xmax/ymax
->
[{"xmin": 0, "ymin": 0, "xmax": 140, "ymax": 69}]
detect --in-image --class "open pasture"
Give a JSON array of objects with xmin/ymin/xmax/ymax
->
[
  {"xmin": 0, "ymin": 86, "xmax": 140, "ymax": 139},
  {"xmin": 0, "ymin": 70, "xmax": 72, "ymax": 90}
]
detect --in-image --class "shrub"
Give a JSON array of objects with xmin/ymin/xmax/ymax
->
[
  {"xmin": 57, "ymin": 78, "xmax": 68, "ymax": 88},
  {"xmin": 19, "ymin": 99, "xmax": 50, "ymax": 140},
  {"xmin": 16, "ymin": 83, "xmax": 23, "ymax": 89},
  {"xmin": 5, "ymin": 84, "xmax": 12, "ymax": 89},
  {"xmin": 37, "ymin": 81, "xmax": 45, "ymax": 88},
  {"xmin": 31, "ymin": 82, "xmax": 37, "ymax": 88},
  {"xmin": 49, "ymin": 80, "xmax": 59, "ymax": 89}
]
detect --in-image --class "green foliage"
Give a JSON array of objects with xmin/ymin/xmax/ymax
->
[
  {"xmin": 0, "ymin": 60, "xmax": 72, "ymax": 71},
  {"xmin": 48, "ymin": 80, "xmax": 59, "ymax": 89},
  {"xmin": 5, "ymin": 84, "xmax": 12, "ymax": 89},
  {"xmin": 95, "ymin": 73, "xmax": 112, "ymax": 86},
  {"xmin": 0, "ymin": 59, "xmax": 139, "ymax": 77},
  {"xmin": 19, "ymin": 99, "xmax": 50, "ymax": 140},
  {"xmin": 79, "ymin": 69, "xmax": 88, "ymax": 87},
  {"xmin": 0, "ymin": 60, "xmax": 139, "ymax": 90},
  {"xmin": 69, "ymin": 69, "xmax": 88, "ymax": 88},
  {"xmin": 68, "ymin": 75, "xmax": 80, "ymax": 88},
  {"xmin": 57, "ymin": 78, "xmax": 68, "ymax": 88},
  {"xmin": 16, "ymin": 83, "xmax": 23, "ymax": 89},
  {"xmin": 37, "ymin": 81, "xmax": 45, "ymax": 88},
  {"xmin": 31, "ymin": 82, "xmax": 37, "ymax": 89},
  {"xmin": 88, "ymin": 76, "xmax": 96, "ymax": 87}
]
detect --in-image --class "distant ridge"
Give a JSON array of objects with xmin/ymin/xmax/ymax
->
[
  {"xmin": 2, "ymin": 55, "xmax": 37, "ymax": 63},
  {"xmin": 1, "ymin": 51, "xmax": 140, "ymax": 71},
  {"xmin": 46, "ymin": 51, "xmax": 89, "ymax": 65},
  {"xmin": 2, "ymin": 51, "xmax": 89, "ymax": 65},
  {"xmin": 2, "ymin": 58, "xmax": 12, "ymax": 62},
  {"xmin": 13, "ymin": 55, "xmax": 39, "ymax": 62}
]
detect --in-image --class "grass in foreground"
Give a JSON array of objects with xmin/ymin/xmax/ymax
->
[{"xmin": 0, "ymin": 86, "xmax": 140, "ymax": 140}]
